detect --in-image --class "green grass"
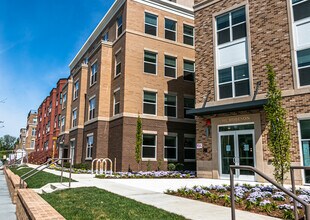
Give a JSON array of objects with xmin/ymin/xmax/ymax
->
[
  {"xmin": 41, "ymin": 187, "xmax": 186, "ymax": 220},
  {"xmin": 10, "ymin": 167, "xmax": 74, "ymax": 188}
]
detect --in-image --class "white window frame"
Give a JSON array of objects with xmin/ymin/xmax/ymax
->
[
  {"xmin": 164, "ymin": 133, "xmax": 178, "ymax": 161},
  {"xmin": 115, "ymin": 51, "xmax": 122, "ymax": 77},
  {"xmin": 143, "ymin": 90, "xmax": 157, "ymax": 116},
  {"xmin": 86, "ymin": 133, "xmax": 94, "ymax": 160},
  {"xmin": 144, "ymin": 12, "xmax": 158, "ymax": 36},
  {"xmin": 103, "ymin": 32, "xmax": 109, "ymax": 42},
  {"xmin": 183, "ymin": 59, "xmax": 195, "ymax": 82},
  {"xmin": 144, "ymin": 50, "xmax": 157, "ymax": 75},
  {"xmin": 298, "ymin": 118, "xmax": 310, "ymax": 184},
  {"xmin": 32, "ymin": 128, "xmax": 36, "ymax": 136},
  {"xmin": 164, "ymin": 93, "xmax": 177, "ymax": 118},
  {"xmin": 72, "ymin": 108, "xmax": 77, "ymax": 127},
  {"xmin": 89, "ymin": 96, "xmax": 96, "ymax": 120},
  {"xmin": 183, "ymin": 24, "xmax": 194, "ymax": 46},
  {"xmin": 117, "ymin": 14, "xmax": 123, "ymax": 37},
  {"xmin": 164, "ymin": 55, "xmax": 177, "ymax": 78},
  {"xmin": 165, "ymin": 18, "xmax": 177, "ymax": 41},
  {"xmin": 70, "ymin": 138, "xmax": 76, "ymax": 165},
  {"xmin": 30, "ymin": 140, "xmax": 35, "ymax": 149},
  {"xmin": 90, "ymin": 62, "xmax": 98, "ymax": 86},
  {"xmin": 62, "ymin": 93, "xmax": 67, "ymax": 109},
  {"xmin": 73, "ymin": 79, "xmax": 79, "ymax": 100},
  {"xmin": 113, "ymin": 88, "xmax": 121, "ymax": 116},
  {"xmin": 184, "ymin": 96, "xmax": 195, "ymax": 119},
  {"xmin": 61, "ymin": 116, "xmax": 65, "ymax": 132},
  {"xmin": 142, "ymin": 132, "xmax": 157, "ymax": 161},
  {"xmin": 184, "ymin": 134, "xmax": 196, "ymax": 162}
]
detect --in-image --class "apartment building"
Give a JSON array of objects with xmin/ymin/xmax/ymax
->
[
  {"xmin": 24, "ymin": 110, "xmax": 38, "ymax": 153},
  {"xmin": 59, "ymin": 0, "xmax": 196, "ymax": 171},
  {"xmin": 18, "ymin": 128, "xmax": 26, "ymax": 150},
  {"xmin": 190, "ymin": 0, "xmax": 310, "ymax": 184},
  {"xmin": 35, "ymin": 79, "xmax": 67, "ymax": 154}
]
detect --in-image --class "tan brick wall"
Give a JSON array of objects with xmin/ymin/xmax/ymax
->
[{"xmin": 4, "ymin": 168, "xmax": 26, "ymax": 204}]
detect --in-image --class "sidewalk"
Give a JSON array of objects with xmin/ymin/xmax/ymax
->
[
  {"xmin": 0, "ymin": 170, "xmax": 16, "ymax": 220},
  {"xmin": 27, "ymin": 164, "xmax": 278, "ymax": 220}
]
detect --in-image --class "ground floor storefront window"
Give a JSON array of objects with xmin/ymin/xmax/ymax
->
[{"xmin": 300, "ymin": 119, "xmax": 310, "ymax": 183}]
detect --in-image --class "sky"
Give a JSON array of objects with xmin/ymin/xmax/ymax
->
[{"xmin": 0, "ymin": 0, "xmax": 114, "ymax": 137}]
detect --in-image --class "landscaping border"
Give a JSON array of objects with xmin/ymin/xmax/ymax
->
[{"xmin": 4, "ymin": 167, "xmax": 27, "ymax": 203}]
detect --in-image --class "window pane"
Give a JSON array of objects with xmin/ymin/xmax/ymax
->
[
  {"xmin": 301, "ymin": 120, "xmax": 310, "ymax": 139},
  {"xmin": 165, "ymin": 67, "xmax": 176, "ymax": 78},
  {"xmin": 299, "ymin": 67, "xmax": 310, "ymax": 86},
  {"xmin": 165, "ymin": 106, "xmax": 176, "ymax": 117},
  {"xmin": 144, "ymin": 51, "xmax": 156, "ymax": 63},
  {"xmin": 165, "ymin": 19, "xmax": 176, "ymax": 31},
  {"xmin": 144, "ymin": 91, "xmax": 156, "ymax": 103},
  {"xmin": 184, "ymin": 35, "xmax": 194, "ymax": 46},
  {"xmin": 184, "ymin": 25, "xmax": 194, "ymax": 36},
  {"xmin": 114, "ymin": 103, "xmax": 120, "ymax": 115},
  {"xmin": 234, "ymin": 64, "xmax": 249, "ymax": 80},
  {"xmin": 217, "ymin": 14, "xmax": 229, "ymax": 30},
  {"xmin": 144, "ymin": 103, "xmax": 156, "ymax": 115},
  {"xmin": 115, "ymin": 90, "xmax": 120, "ymax": 102},
  {"xmin": 293, "ymin": 0, "xmax": 310, "ymax": 21},
  {"xmin": 143, "ymin": 147, "xmax": 155, "ymax": 158},
  {"xmin": 165, "ymin": 56, "xmax": 176, "ymax": 67},
  {"xmin": 165, "ymin": 148, "xmax": 176, "ymax": 159},
  {"xmin": 143, "ymin": 134, "xmax": 155, "ymax": 145},
  {"xmin": 165, "ymin": 95, "xmax": 176, "ymax": 105},
  {"xmin": 232, "ymin": 23, "xmax": 246, "ymax": 40},
  {"xmin": 145, "ymin": 13, "xmax": 157, "ymax": 26},
  {"xmin": 297, "ymin": 48, "xmax": 310, "ymax": 68},
  {"xmin": 218, "ymin": 29, "xmax": 230, "ymax": 45},
  {"xmin": 185, "ymin": 149, "xmax": 196, "ymax": 160},
  {"xmin": 184, "ymin": 61, "xmax": 195, "ymax": 81},
  {"xmin": 219, "ymin": 83, "xmax": 233, "ymax": 99},
  {"xmin": 232, "ymin": 8, "xmax": 246, "ymax": 25},
  {"xmin": 184, "ymin": 60, "xmax": 194, "ymax": 71},
  {"xmin": 165, "ymin": 136, "xmax": 176, "ymax": 147},
  {"xmin": 219, "ymin": 68, "xmax": 232, "ymax": 83},
  {"xmin": 145, "ymin": 25, "xmax": 157, "ymax": 36},
  {"xmin": 235, "ymin": 80, "xmax": 250, "ymax": 96},
  {"xmin": 185, "ymin": 137, "xmax": 195, "ymax": 148},
  {"xmin": 165, "ymin": 30, "xmax": 176, "ymax": 41},
  {"xmin": 184, "ymin": 98, "xmax": 195, "ymax": 108},
  {"xmin": 144, "ymin": 63, "xmax": 156, "ymax": 74}
]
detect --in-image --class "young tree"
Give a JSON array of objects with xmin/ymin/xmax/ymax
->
[
  {"xmin": 135, "ymin": 115, "xmax": 142, "ymax": 171},
  {"xmin": 264, "ymin": 64, "xmax": 291, "ymax": 185},
  {"xmin": 1, "ymin": 135, "xmax": 17, "ymax": 150}
]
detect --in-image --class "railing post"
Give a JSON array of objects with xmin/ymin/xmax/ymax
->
[
  {"xmin": 290, "ymin": 167, "xmax": 298, "ymax": 220},
  {"xmin": 69, "ymin": 159, "xmax": 72, "ymax": 188},
  {"xmin": 230, "ymin": 167, "xmax": 235, "ymax": 220},
  {"xmin": 61, "ymin": 159, "xmax": 63, "ymax": 183}
]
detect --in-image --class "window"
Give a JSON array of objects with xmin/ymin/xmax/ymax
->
[
  {"xmin": 183, "ymin": 24, "xmax": 194, "ymax": 46},
  {"xmin": 44, "ymin": 141, "xmax": 48, "ymax": 151},
  {"xmin": 145, "ymin": 13, "xmax": 157, "ymax": 36},
  {"xmin": 46, "ymin": 121, "xmax": 50, "ymax": 133},
  {"xmin": 114, "ymin": 89, "xmax": 120, "ymax": 115},
  {"xmin": 164, "ymin": 55, "xmax": 177, "ymax": 78},
  {"xmin": 184, "ymin": 97, "xmax": 195, "ymax": 119},
  {"xmin": 30, "ymin": 140, "xmax": 35, "ymax": 149},
  {"xmin": 183, "ymin": 60, "xmax": 195, "ymax": 81},
  {"xmin": 300, "ymin": 120, "xmax": 310, "ymax": 183},
  {"xmin": 117, "ymin": 15, "xmax": 123, "ymax": 37},
  {"xmin": 62, "ymin": 93, "xmax": 67, "ymax": 109},
  {"xmin": 72, "ymin": 109, "xmax": 77, "ymax": 127},
  {"xmin": 292, "ymin": 0, "xmax": 310, "ymax": 21},
  {"xmin": 61, "ymin": 117, "xmax": 65, "ymax": 132},
  {"xmin": 33, "ymin": 117, "xmax": 37, "ymax": 123},
  {"xmin": 297, "ymin": 48, "xmax": 310, "ymax": 86},
  {"xmin": 58, "ymin": 115, "xmax": 61, "ymax": 128},
  {"xmin": 164, "ymin": 94, "xmax": 177, "ymax": 117},
  {"xmin": 32, "ymin": 128, "xmax": 36, "ymax": 136},
  {"xmin": 115, "ymin": 52, "xmax": 122, "ymax": 77},
  {"xmin": 143, "ymin": 91, "xmax": 157, "ymax": 115},
  {"xmin": 218, "ymin": 63, "xmax": 250, "ymax": 99},
  {"xmin": 73, "ymin": 80, "xmax": 79, "ymax": 99},
  {"xmin": 86, "ymin": 135, "xmax": 94, "ymax": 159},
  {"xmin": 103, "ymin": 32, "xmax": 109, "ymax": 41},
  {"xmin": 54, "ymin": 115, "xmax": 57, "ymax": 128},
  {"xmin": 89, "ymin": 97, "xmax": 96, "ymax": 120},
  {"xmin": 70, "ymin": 139, "xmax": 75, "ymax": 164},
  {"xmin": 216, "ymin": 7, "xmax": 246, "ymax": 45},
  {"xmin": 184, "ymin": 135, "xmax": 196, "ymax": 161},
  {"xmin": 165, "ymin": 18, "xmax": 176, "ymax": 41},
  {"xmin": 142, "ymin": 134, "xmax": 156, "ymax": 159},
  {"xmin": 90, "ymin": 62, "xmax": 98, "ymax": 86},
  {"xmin": 164, "ymin": 135, "xmax": 177, "ymax": 161},
  {"xmin": 144, "ymin": 51, "xmax": 157, "ymax": 74}
]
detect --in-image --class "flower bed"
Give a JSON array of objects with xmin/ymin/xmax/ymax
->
[
  {"xmin": 166, "ymin": 184, "xmax": 310, "ymax": 219},
  {"xmin": 95, "ymin": 171, "xmax": 196, "ymax": 179},
  {"xmin": 49, "ymin": 166, "xmax": 91, "ymax": 174}
]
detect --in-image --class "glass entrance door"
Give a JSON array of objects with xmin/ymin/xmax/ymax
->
[{"xmin": 219, "ymin": 127, "xmax": 255, "ymax": 180}]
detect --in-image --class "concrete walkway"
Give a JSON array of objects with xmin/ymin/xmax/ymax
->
[
  {"xmin": 0, "ymin": 170, "xmax": 16, "ymax": 220},
  {"xmin": 27, "ymin": 164, "xmax": 279, "ymax": 220}
]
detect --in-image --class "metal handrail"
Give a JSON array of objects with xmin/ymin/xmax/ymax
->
[
  {"xmin": 290, "ymin": 166, "xmax": 310, "ymax": 220},
  {"xmin": 20, "ymin": 158, "xmax": 72, "ymax": 189},
  {"xmin": 230, "ymin": 165, "xmax": 310, "ymax": 220}
]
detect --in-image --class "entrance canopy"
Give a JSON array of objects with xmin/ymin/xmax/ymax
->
[{"xmin": 187, "ymin": 99, "xmax": 267, "ymax": 116}]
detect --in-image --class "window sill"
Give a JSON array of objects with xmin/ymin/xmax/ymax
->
[
  {"xmin": 85, "ymin": 158, "xmax": 92, "ymax": 161},
  {"xmin": 114, "ymin": 73, "xmax": 121, "ymax": 79},
  {"xmin": 89, "ymin": 82, "xmax": 97, "ymax": 88},
  {"xmin": 142, "ymin": 158, "xmax": 157, "ymax": 162},
  {"xmin": 143, "ymin": 72, "xmax": 157, "ymax": 76}
]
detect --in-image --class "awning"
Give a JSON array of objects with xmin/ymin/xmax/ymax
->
[{"xmin": 187, "ymin": 99, "xmax": 267, "ymax": 116}]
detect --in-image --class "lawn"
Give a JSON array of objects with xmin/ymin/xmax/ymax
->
[
  {"xmin": 41, "ymin": 187, "xmax": 186, "ymax": 220},
  {"xmin": 10, "ymin": 166, "xmax": 73, "ymax": 188}
]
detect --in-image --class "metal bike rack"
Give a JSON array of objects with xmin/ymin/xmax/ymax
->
[{"xmin": 230, "ymin": 165, "xmax": 310, "ymax": 220}]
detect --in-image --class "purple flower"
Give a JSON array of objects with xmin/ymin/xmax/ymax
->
[
  {"xmin": 259, "ymin": 200, "xmax": 271, "ymax": 206},
  {"xmin": 278, "ymin": 204, "xmax": 294, "ymax": 210}
]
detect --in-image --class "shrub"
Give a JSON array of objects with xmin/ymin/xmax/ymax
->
[
  {"xmin": 63, "ymin": 162, "xmax": 71, "ymax": 168},
  {"xmin": 74, "ymin": 163, "xmax": 91, "ymax": 170},
  {"xmin": 168, "ymin": 163, "xmax": 175, "ymax": 171},
  {"xmin": 175, "ymin": 163, "xmax": 184, "ymax": 171}
]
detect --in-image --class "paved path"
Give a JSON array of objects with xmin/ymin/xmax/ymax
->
[
  {"xmin": 0, "ymin": 170, "xmax": 16, "ymax": 220},
  {"xmin": 27, "ymin": 164, "xmax": 278, "ymax": 220}
]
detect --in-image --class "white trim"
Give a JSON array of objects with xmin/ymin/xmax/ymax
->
[
  {"xmin": 164, "ymin": 134, "xmax": 178, "ymax": 162},
  {"xmin": 184, "ymin": 134, "xmax": 196, "ymax": 162},
  {"xmin": 87, "ymin": 132, "xmax": 94, "ymax": 137},
  {"xmin": 164, "ymin": 93, "xmax": 177, "ymax": 118},
  {"xmin": 164, "ymin": 17, "xmax": 177, "ymax": 42},
  {"xmin": 143, "ymin": 130, "xmax": 157, "ymax": 134},
  {"xmin": 143, "ymin": 90, "xmax": 157, "ymax": 116},
  {"xmin": 142, "ymin": 133, "xmax": 157, "ymax": 161},
  {"xmin": 144, "ymin": 11, "xmax": 158, "ymax": 37}
]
